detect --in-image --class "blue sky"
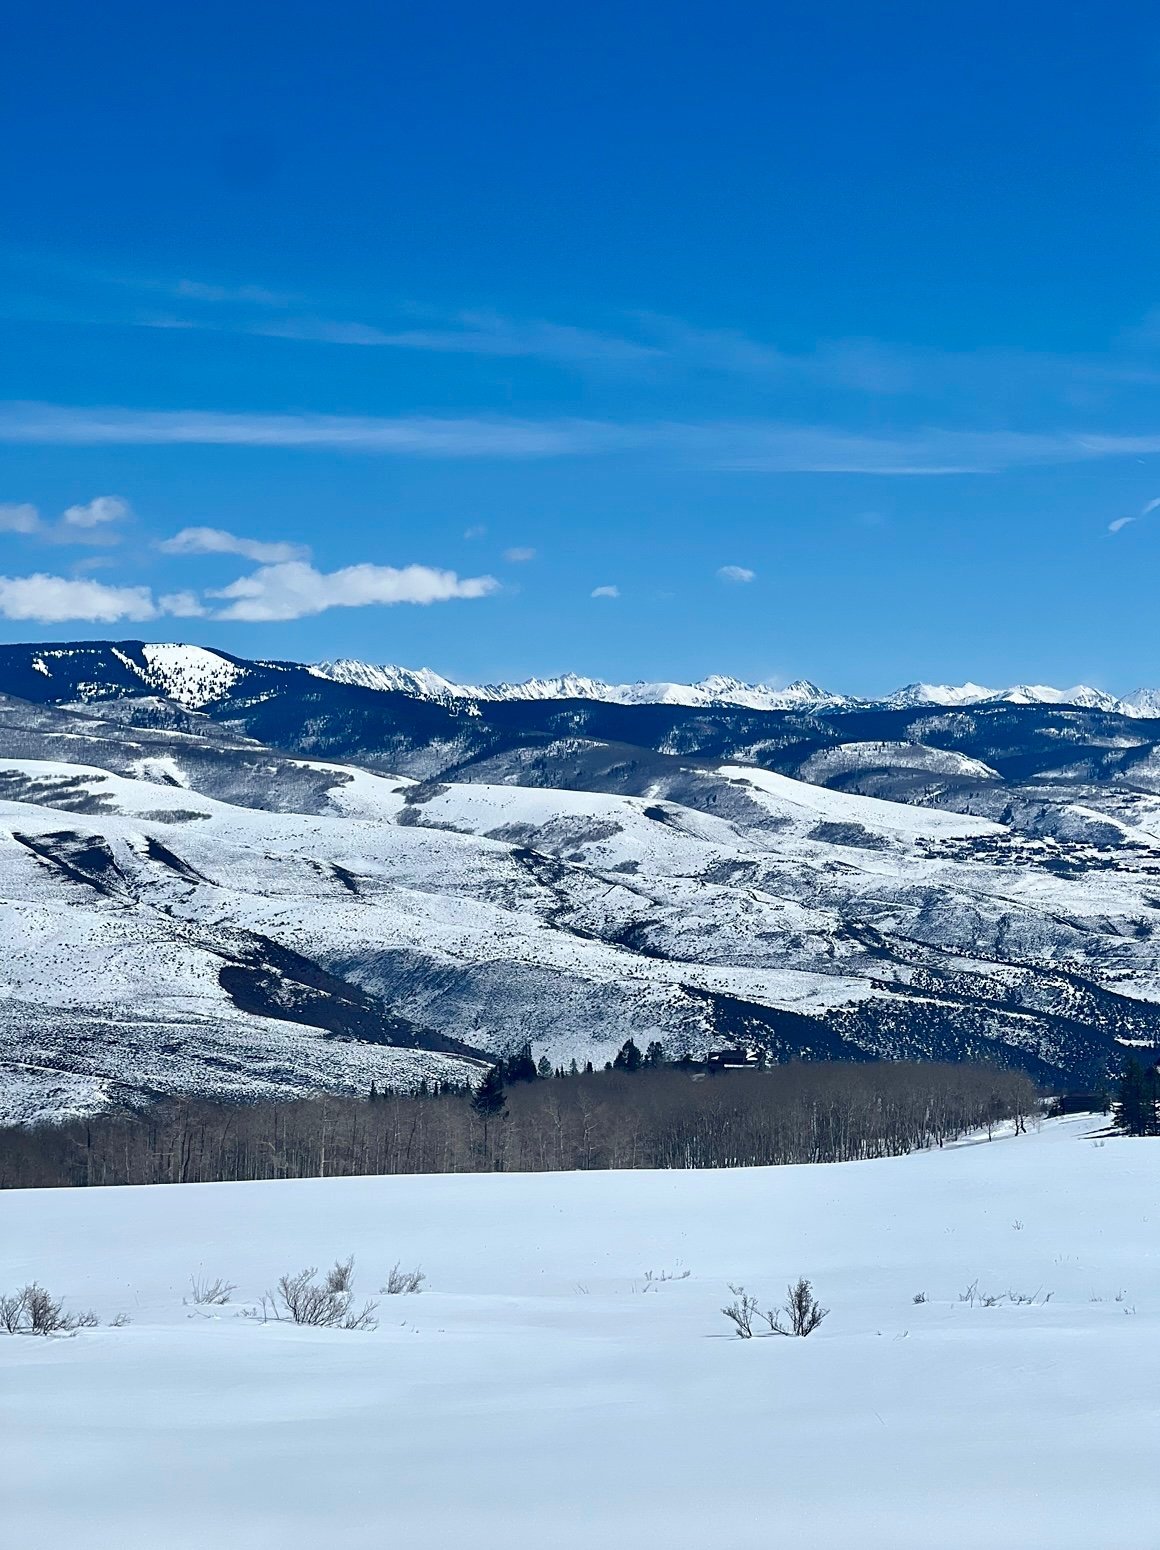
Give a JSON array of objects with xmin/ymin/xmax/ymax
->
[{"xmin": 4, "ymin": 2, "xmax": 1160, "ymax": 692}]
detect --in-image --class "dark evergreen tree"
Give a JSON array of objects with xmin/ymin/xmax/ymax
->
[
  {"xmin": 471, "ymin": 1065, "xmax": 508, "ymax": 1120},
  {"xmin": 368, "ymin": 1081, "xmax": 378, "ymax": 1102},
  {"xmin": 568, "ymin": 1058, "xmax": 579, "ymax": 1077},
  {"xmin": 1115, "ymin": 1056, "xmax": 1159, "ymax": 1136},
  {"xmin": 536, "ymin": 1055, "xmax": 553, "ymax": 1080},
  {"xmin": 613, "ymin": 1038, "xmax": 643, "ymax": 1073},
  {"xmin": 503, "ymin": 1042, "xmax": 538, "ymax": 1084},
  {"xmin": 644, "ymin": 1040, "xmax": 666, "ymax": 1069}
]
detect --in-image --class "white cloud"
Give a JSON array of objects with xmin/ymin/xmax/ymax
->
[
  {"xmin": 208, "ymin": 560, "xmax": 499, "ymax": 622},
  {"xmin": 61, "ymin": 495, "xmax": 130, "ymax": 529},
  {"xmin": 591, "ymin": 585, "xmax": 620, "ymax": 599},
  {"xmin": 717, "ymin": 565, "xmax": 756, "ymax": 583},
  {"xmin": 1108, "ymin": 495, "xmax": 1160, "ymax": 534},
  {"xmin": 463, "ymin": 524, "xmax": 487, "ymax": 540},
  {"xmin": 19, "ymin": 402, "xmax": 1160, "ymax": 476},
  {"xmin": 504, "ymin": 546, "xmax": 536, "ymax": 562},
  {"xmin": 158, "ymin": 525, "xmax": 310, "ymax": 563},
  {"xmin": 0, "ymin": 573, "xmax": 157, "ymax": 622},
  {"xmin": 0, "ymin": 503, "xmax": 41, "ymax": 534},
  {"xmin": 0, "ymin": 404, "xmax": 601, "ymax": 459},
  {"xmin": 158, "ymin": 590, "xmax": 207, "ymax": 617}
]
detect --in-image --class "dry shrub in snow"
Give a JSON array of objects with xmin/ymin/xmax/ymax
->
[
  {"xmin": 0, "ymin": 1283, "xmax": 99, "ymax": 1335},
  {"xmin": 266, "ymin": 1258, "xmax": 377, "ymax": 1330},
  {"xmin": 721, "ymin": 1285, "xmax": 758, "ymax": 1338},
  {"xmin": 723, "ymin": 1277, "xmax": 829, "ymax": 1339},
  {"xmin": 381, "ymin": 1263, "xmax": 425, "ymax": 1295},
  {"xmin": 188, "ymin": 1274, "xmax": 236, "ymax": 1306}
]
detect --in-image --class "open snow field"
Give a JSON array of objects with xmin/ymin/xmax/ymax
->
[{"xmin": 1, "ymin": 1116, "xmax": 1156, "ymax": 1548}]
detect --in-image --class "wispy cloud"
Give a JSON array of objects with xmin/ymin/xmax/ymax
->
[
  {"xmin": 157, "ymin": 589, "xmax": 207, "ymax": 617},
  {"xmin": 10, "ymin": 402, "xmax": 1160, "ymax": 476},
  {"xmin": 158, "ymin": 525, "xmax": 310, "ymax": 563},
  {"xmin": 717, "ymin": 564, "xmax": 756, "ymax": 583},
  {"xmin": 0, "ymin": 502, "xmax": 41, "ymax": 534},
  {"xmin": 503, "ymin": 546, "xmax": 536, "ymax": 563},
  {"xmin": 1108, "ymin": 495, "xmax": 1160, "ymax": 534},
  {"xmin": 207, "ymin": 560, "xmax": 499, "ymax": 621},
  {"xmin": 170, "ymin": 278, "xmax": 290, "ymax": 307},
  {"xmin": 0, "ymin": 403, "xmax": 604, "ymax": 458},
  {"xmin": 463, "ymin": 524, "xmax": 487, "ymax": 540},
  {"xmin": 0, "ymin": 493, "xmax": 131, "ymax": 545},
  {"xmin": 591, "ymin": 584, "xmax": 620, "ymax": 599},
  {"xmin": 185, "ymin": 307, "xmax": 664, "ymax": 367}
]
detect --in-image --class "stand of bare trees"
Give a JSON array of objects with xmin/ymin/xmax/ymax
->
[{"xmin": 0, "ymin": 1061, "xmax": 1038, "ymax": 1191}]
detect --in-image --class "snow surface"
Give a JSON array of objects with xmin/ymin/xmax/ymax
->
[
  {"xmin": 139, "ymin": 643, "xmax": 245, "ymax": 708},
  {"xmin": 0, "ymin": 1116, "xmax": 1155, "ymax": 1549}
]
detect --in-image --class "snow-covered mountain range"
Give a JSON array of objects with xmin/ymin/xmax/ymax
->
[
  {"xmin": 311, "ymin": 656, "xmax": 1160, "ymax": 717},
  {"xmin": 2, "ymin": 638, "xmax": 1160, "ymax": 1122}
]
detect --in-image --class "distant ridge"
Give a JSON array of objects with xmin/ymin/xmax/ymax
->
[
  {"xmin": 0, "ymin": 639, "xmax": 1155, "ymax": 718},
  {"xmin": 311, "ymin": 656, "xmax": 1157, "ymax": 718}
]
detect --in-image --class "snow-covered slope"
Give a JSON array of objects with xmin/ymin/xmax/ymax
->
[
  {"xmin": 3, "ymin": 732, "xmax": 1160, "ymax": 1120},
  {"xmin": 1, "ymin": 1117, "xmax": 1153, "ymax": 1550}
]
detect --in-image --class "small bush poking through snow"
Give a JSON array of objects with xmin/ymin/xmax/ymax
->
[
  {"xmin": 722, "ymin": 1278, "xmax": 829, "ymax": 1338},
  {"xmin": 762, "ymin": 1277, "xmax": 830, "ymax": 1337},
  {"xmin": 265, "ymin": 1258, "xmax": 377, "ymax": 1330},
  {"xmin": 721, "ymin": 1285, "xmax": 759, "ymax": 1338},
  {"xmin": 0, "ymin": 1283, "xmax": 100, "ymax": 1335},
  {"xmin": 188, "ymin": 1274, "xmax": 236, "ymax": 1306},
  {"xmin": 0, "ymin": 1291, "xmax": 25, "ymax": 1333},
  {"xmin": 381, "ymin": 1263, "xmax": 425, "ymax": 1296}
]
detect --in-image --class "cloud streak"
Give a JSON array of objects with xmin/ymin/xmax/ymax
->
[
  {"xmin": 8, "ymin": 403, "xmax": 1160, "ymax": 476},
  {"xmin": 1108, "ymin": 496, "xmax": 1160, "ymax": 534},
  {"xmin": 0, "ymin": 403, "xmax": 603, "ymax": 459},
  {"xmin": 158, "ymin": 525, "xmax": 310, "ymax": 563},
  {"xmin": 717, "ymin": 564, "xmax": 756, "ymax": 583}
]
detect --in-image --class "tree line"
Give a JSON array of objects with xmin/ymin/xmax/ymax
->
[{"xmin": 0, "ymin": 1057, "xmax": 1040, "ymax": 1190}]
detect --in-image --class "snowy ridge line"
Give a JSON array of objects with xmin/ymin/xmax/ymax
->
[
  {"xmin": 6, "ymin": 641, "xmax": 1158, "ymax": 717},
  {"xmin": 310, "ymin": 657, "xmax": 1160, "ymax": 717}
]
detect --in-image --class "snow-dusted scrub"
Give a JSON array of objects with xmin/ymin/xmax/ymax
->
[
  {"xmin": 262, "ymin": 1258, "xmax": 378, "ymax": 1330},
  {"xmin": 0, "ymin": 1282, "xmax": 99, "ymax": 1335},
  {"xmin": 0, "ymin": 1061, "xmax": 1037, "ymax": 1188},
  {"xmin": 0, "ymin": 1115, "xmax": 1152, "ymax": 1549}
]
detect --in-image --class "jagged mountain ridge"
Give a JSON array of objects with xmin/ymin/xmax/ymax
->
[
  {"xmin": 313, "ymin": 655, "xmax": 1152, "ymax": 715},
  {"xmin": 3, "ymin": 638, "xmax": 1154, "ymax": 717}
]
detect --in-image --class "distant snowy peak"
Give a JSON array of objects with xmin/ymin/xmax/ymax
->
[
  {"xmin": 309, "ymin": 659, "xmax": 1159, "ymax": 716},
  {"xmin": 1120, "ymin": 687, "xmax": 1160, "ymax": 718},
  {"xmin": 311, "ymin": 661, "xmax": 863, "ymax": 711},
  {"xmin": 885, "ymin": 682, "xmax": 998, "ymax": 709}
]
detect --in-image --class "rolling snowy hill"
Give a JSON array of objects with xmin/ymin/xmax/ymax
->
[{"xmin": 2, "ymin": 641, "xmax": 1160, "ymax": 1119}]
